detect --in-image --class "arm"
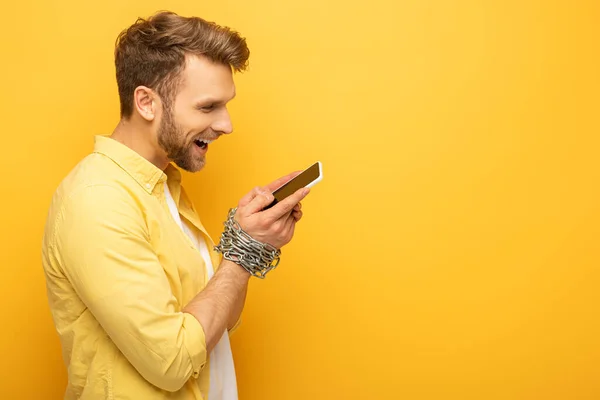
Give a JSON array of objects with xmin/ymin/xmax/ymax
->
[
  {"xmin": 55, "ymin": 184, "xmax": 207, "ymax": 392},
  {"xmin": 228, "ymin": 280, "xmax": 247, "ymax": 331},
  {"xmin": 223, "ymin": 198, "xmax": 301, "ymax": 333},
  {"xmin": 183, "ymin": 260, "xmax": 249, "ymax": 351},
  {"xmin": 184, "ymin": 175, "xmax": 308, "ymax": 350},
  {"xmin": 56, "ymin": 176, "xmax": 307, "ymax": 391}
]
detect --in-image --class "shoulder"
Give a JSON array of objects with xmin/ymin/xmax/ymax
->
[{"xmin": 43, "ymin": 154, "xmax": 146, "ymax": 246}]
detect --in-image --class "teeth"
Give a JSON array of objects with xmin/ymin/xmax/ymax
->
[{"xmin": 197, "ymin": 139, "xmax": 213, "ymax": 144}]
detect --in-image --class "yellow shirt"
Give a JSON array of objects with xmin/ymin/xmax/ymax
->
[{"xmin": 42, "ymin": 135, "xmax": 236, "ymax": 399}]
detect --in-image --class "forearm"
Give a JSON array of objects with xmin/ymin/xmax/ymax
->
[
  {"xmin": 228, "ymin": 282, "xmax": 247, "ymax": 330},
  {"xmin": 183, "ymin": 260, "xmax": 250, "ymax": 353}
]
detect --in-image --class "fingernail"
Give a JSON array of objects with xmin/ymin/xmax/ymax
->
[{"xmin": 303, "ymin": 188, "xmax": 310, "ymax": 196}]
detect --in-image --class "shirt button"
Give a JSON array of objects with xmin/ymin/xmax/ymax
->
[{"xmin": 145, "ymin": 183, "xmax": 151, "ymax": 190}]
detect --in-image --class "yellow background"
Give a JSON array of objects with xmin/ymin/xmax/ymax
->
[{"xmin": 1, "ymin": 0, "xmax": 599, "ymax": 399}]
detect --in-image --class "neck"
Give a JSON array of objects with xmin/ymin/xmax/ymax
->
[{"xmin": 111, "ymin": 117, "xmax": 169, "ymax": 170}]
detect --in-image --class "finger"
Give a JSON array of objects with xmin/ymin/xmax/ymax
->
[
  {"xmin": 264, "ymin": 170, "xmax": 303, "ymax": 193},
  {"xmin": 283, "ymin": 213, "xmax": 297, "ymax": 240},
  {"xmin": 265, "ymin": 187, "xmax": 310, "ymax": 221},
  {"xmin": 293, "ymin": 204, "xmax": 300, "ymax": 212},
  {"xmin": 242, "ymin": 190, "xmax": 274, "ymax": 216},
  {"xmin": 238, "ymin": 186, "xmax": 266, "ymax": 209},
  {"xmin": 293, "ymin": 209, "xmax": 302, "ymax": 222}
]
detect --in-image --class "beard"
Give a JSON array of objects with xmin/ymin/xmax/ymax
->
[{"xmin": 157, "ymin": 106, "xmax": 206, "ymax": 172}]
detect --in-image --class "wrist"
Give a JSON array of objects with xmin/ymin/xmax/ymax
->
[
  {"xmin": 214, "ymin": 207, "xmax": 282, "ymax": 279},
  {"xmin": 220, "ymin": 259, "xmax": 252, "ymax": 282}
]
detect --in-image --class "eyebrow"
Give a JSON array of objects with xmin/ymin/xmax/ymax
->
[{"xmin": 194, "ymin": 91, "xmax": 236, "ymax": 107}]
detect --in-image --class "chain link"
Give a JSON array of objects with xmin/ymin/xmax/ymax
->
[{"xmin": 214, "ymin": 208, "xmax": 281, "ymax": 279}]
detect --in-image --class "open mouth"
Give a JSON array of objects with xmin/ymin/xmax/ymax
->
[{"xmin": 194, "ymin": 138, "xmax": 213, "ymax": 150}]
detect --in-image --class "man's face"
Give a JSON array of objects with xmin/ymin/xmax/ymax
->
[{"xmin": 157, "ymin": 54, "xmax": 236, "ymax": 172}]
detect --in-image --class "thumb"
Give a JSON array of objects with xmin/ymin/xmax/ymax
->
[
  {"xmin": 243, "ymin": 189, "xmax": 275, "ymax": 215},
  {"xmin": 238, "ymin": 186, "xmax": 264, "ymax": 208}
]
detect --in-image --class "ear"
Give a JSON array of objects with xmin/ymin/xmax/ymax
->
[{"xmin": 133, "ymin": 86, "xmax": 157, "ymax": 121}]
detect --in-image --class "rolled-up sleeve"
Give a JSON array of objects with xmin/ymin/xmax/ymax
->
[{"xmin": 52, "ymin": 184, "xmax": 207, "ymax": 392}]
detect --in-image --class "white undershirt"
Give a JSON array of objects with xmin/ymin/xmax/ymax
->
[{"xmin": 164, "ymin": 182, "xmax": 238, "ymax": 400}]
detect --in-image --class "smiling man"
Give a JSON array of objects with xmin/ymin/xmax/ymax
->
[{"xmin": 41, "ymin": 11, "xmax": 309, "ymax": 400}]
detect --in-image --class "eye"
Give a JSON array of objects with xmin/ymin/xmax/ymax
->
[{"xmin": 199, "ymin": 103, "xmax": 216, "ymax": 112}]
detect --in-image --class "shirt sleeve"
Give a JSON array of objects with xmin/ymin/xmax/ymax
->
[
  {"xmin": 51, "ymin": 184, "xmax": 207, "ymax": 392},
  {"xmin": 228, "ymin": 315, "xmax": 242, "ymax": 335}
]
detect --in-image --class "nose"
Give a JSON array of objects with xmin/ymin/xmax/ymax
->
[{"xmin": 213, "ymin": 107, "xmax": 233, "ymax": 135}]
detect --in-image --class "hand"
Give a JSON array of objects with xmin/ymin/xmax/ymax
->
[{"xmin": 234, "ymin": 171, "xmax": 310, "ymax": 249}]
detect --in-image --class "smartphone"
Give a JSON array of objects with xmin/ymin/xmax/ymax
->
[{"xmin": 263, "ymin": 161, "xmax": 323, "ymax": 210}]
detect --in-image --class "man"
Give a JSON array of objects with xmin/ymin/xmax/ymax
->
[{"xmin": 41, "ymin": 11, "xmax": 309, "ymax": 400}]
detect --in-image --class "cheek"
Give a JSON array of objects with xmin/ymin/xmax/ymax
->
[
  {"xmin": 171, "ymin": 101, "xmax": 213, "ymax": 136},
  {"xmin": 182, "ymin": 114, "xmax": 212, "ymax": 137},
  {"xmin": 184, "ymin": 109, "xmax": 213, "ymax": 130}
]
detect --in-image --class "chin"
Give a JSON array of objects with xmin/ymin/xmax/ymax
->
[
  {"xmin": 190, "ymin": 163, "xmax": 206, "ymax": 173},
  {"xmin": 176, "ymin": 157, "xmax": 206, "ymax": 173}
]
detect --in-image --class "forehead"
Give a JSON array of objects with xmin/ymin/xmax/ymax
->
[{"xmin": 176, "ymin": 54, "xmax": 235, "ymax": 101}]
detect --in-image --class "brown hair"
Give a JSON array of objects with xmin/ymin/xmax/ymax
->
[{"xmin": 114, "ymin": 11, "xmax": 249, "ymax": 118}]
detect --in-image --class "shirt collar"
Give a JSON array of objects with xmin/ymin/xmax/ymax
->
[{"xmin": 93, "ymin": 135, "xmax": 180, "ymax": 194}]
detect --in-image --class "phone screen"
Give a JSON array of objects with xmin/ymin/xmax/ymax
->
[{"xmin": 264, "ymin": 162, "xmax": 321, "ymax": 210}]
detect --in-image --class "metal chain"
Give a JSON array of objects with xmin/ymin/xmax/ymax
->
[{"xmin": 214, "ymin": 208, "xmax": 281, "ymax": 279}]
